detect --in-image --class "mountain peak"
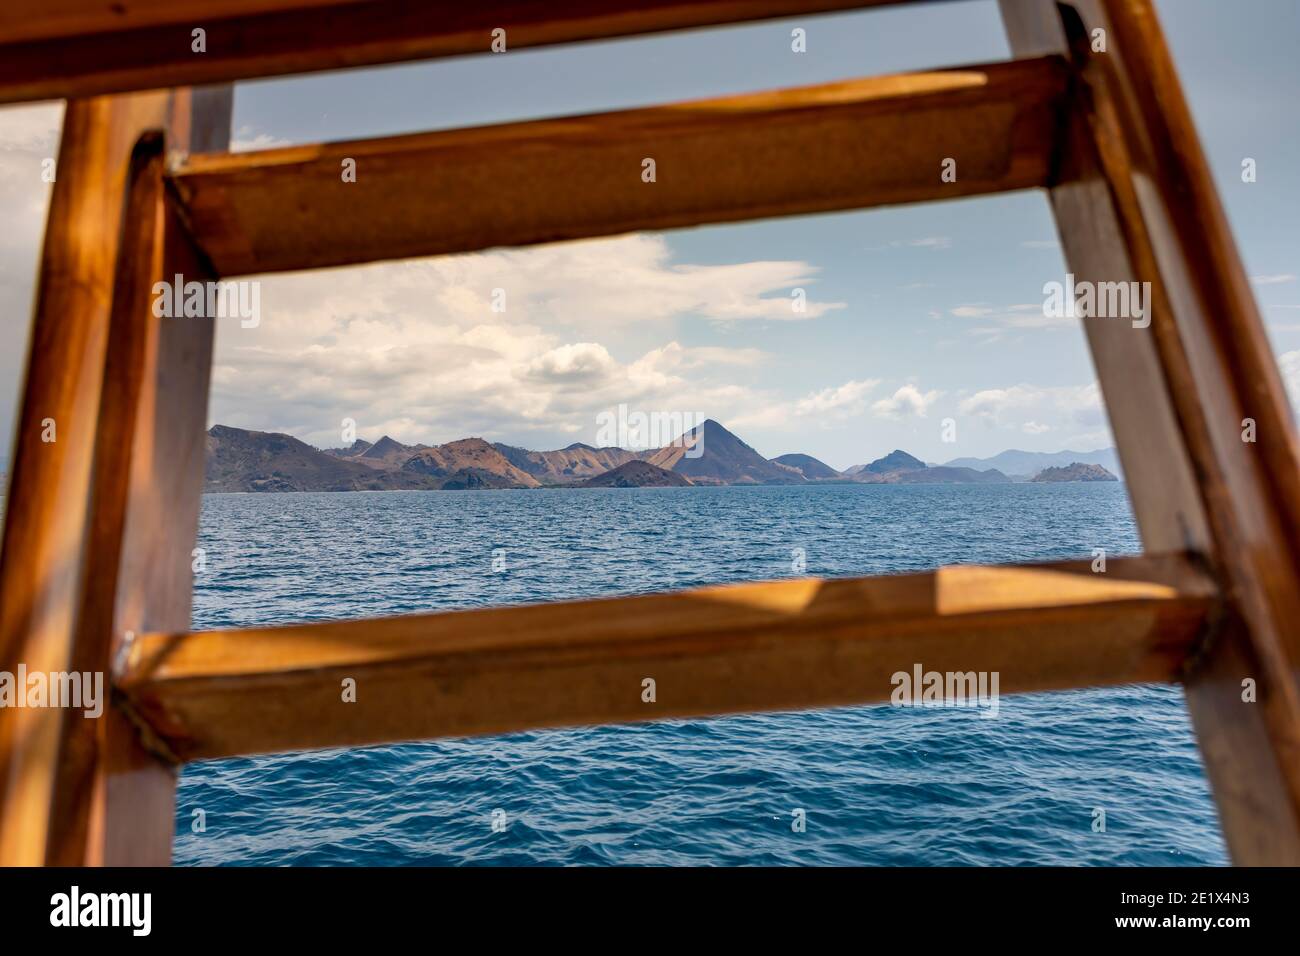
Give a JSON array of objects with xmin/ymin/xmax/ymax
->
[
  {"xmin": 441, "ymin": 437, "xmax": 493, "ymax": 452},
  {"xmin": 771, "ymin": 453, "xmax": 840, "ymax": 480},
  {"xmin": 648, "ymin": 419, "xmax": 803, "ymax": 485},
  {"xmin": 864, "ymin": 449, "xmax": 926, "ymax": 474},
  {"xmin": 1031, "ymin": 462, "xmax": 1118, "ymax": 483},
  {"xmin": 578, "ymin": 460, "xmax": 692, "ymax": 488},
  {"xmin": 360, "ymin": 435, "xmax": 410, "ymax": 459},
  {"xmin": 204, "ymin": 423, "xmax": 438, "ymax": 492}
]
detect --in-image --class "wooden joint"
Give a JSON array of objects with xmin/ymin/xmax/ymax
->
[{"xmin": 110, "ymin": 690, "xmax": 183, "ymax": 768}]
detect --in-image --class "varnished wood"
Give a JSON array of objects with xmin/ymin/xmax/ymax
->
[
  {"xmin": 0, "ymin": 0, "xmax": 942, "ymax": 104},
  {"xmin": 1001, "ymin": 0, "xmax": 1300, "ymax": 864},
  {"xmin": 0, "ymin": 0, "xmax": 1289, "ymax": 869},
  {"xmin": 45, "ymin": 134, "xmax": 172, "ymax": 866},
  {"xmin": 170, "ymin": 56, "xmax": 1068, "ymax": 277},
  {"xmin": 46, "ymin": 136, "xmax": 225, "ymax": 866},
  {"xmin": 0, "ymin": 0, "xmax": 358, "ymax": 43},
  {"xmin": 96, "ymin": 149, "xmax": 225, "ymax": 867},
  {"xmin": 117, "ymin": 554, "xmax": 1217, "ymax": 762},
  {"xmin": 0, "ymin": 87, "xmax": 231, "ymax": 866},
  {"xmin": 0, "ymin": 91, "xmax": 178, "ymax": 867}
]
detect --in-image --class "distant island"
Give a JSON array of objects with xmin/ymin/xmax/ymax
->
[
  {"xmin": 203, "ymin": 420, "xmax": 1119, "ymax": 492},
  {"xmin": 1030, "ymin": 462, "xmax": 1118, "ymax": 482},
  {"xmin": 578, "ymin": 460, "xmax": 691, "ymax": 488},
  {"xmin": 842, "ymin": 449, "xmax": 1010, "ymax": 484}
]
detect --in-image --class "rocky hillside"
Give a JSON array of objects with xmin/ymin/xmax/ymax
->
[
  {"xmin": 886, "ymin": 465, "xmax": 1011, "ymax": 484},
  {"xmin": 770, "ymin": 453, "xmax": 840, "ymax": 480},
  {"xmin": 206, "ymin": 427, "xmax": 541, "ymax": 491},
  {"xmin": 204, "ymin": 425, "xmax": 439, "ymax": 492},
  {"xmin": 577, "ymin": 460, "xmax": 692, "ymax": 488},
  {"xmin": 849, "ymin": 449, "xmax": 927, "ymax": 476},
  {"xmin": 401, "ymin": 438, "xmax": 540, "ymax": 487},
  {"xmin": 205, "ymin": 422, "xmax": 1087, "ymax": 493},
  {"xmin": 494, "ymin": 442, "xmax": 643, "ymax": 484},
  {"xmin": 647, "ymin": 419, "xmax": 805, "ymax": 485},
  {"xmin": 322, "ymin": 439, "xmax": 372, "ymax": 458},
  {"xmin": 850, "ymin": 449, "xmax": 1010, "ymax": 484},
  {"xmin": 1030, "ymin": 462, "xmax": 1118, "ymax": 482},
  {"xmin": 944, "ymin": 447, "xmax": 1122, "ymax": 480},
  {"xmin": 358, "ymin": 435, "xmax": 420, "ymax": 468}
]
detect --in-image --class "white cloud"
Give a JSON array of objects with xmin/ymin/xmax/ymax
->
[
  {"xmin": 637, "ymin": 342, "xmax": 767, "ymax": 370},
  {"xmin": 951, "ymin": 302, "xmax": 1070, "ymax": 335},
  {"xmin": 889, "ymin": 237, "xmax": 952, "ymax": 251},
  {"xmin": 728, "ymin": 377, "xmax": 882, "ymax": 431},
  {"xmin": 522, "ymin": 342, "xmax": 619, "ymax": 387},
  {"xmin": 0, "ymin": 102, "xmax": 61, "ymax": 152},
  {"xmin": 1252, "ymin": 274, "xmax": 1297, "ymax": 286},
  {"xmin": 207, "ymin": 234, "xmax": 833, "ymax": 446},
  {"xmin": 0, "ymin": 106, "xmax": 835, "ymax": 456},
  {"xmin": 794, "ymin": 379, "xmax": 880, "ymax": 417},
  {"xmin": 957, "ymin": 382, "xmax": 1108, "ymax": 445},
  {"xmin": 0, "ymin": 103, "xmax": 64, "ymax": 453},
  {"xmin": 362, "ymin": 234, "xmax": 842, "ymax": 327},
  {"xmin": 230, "ymin": 130, "xmax": 292, "ymax": 152},
  {"xmin": 1280, "ymin": 350, "xmax": 1300, "ymax": 416},
  {"xmin": 0, "ymin": 103, "xmax": 62, "ymax": 262},
  {"xmin": 960, "ymin": 382, "xmax": 1100, "ymax": 419},
  {"xmin": 871, "ymin": 384, "xmax": 941, "ymax": 420}
]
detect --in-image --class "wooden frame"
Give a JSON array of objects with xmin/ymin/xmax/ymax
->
[
  {"xmin": 0, "ymin": 0, "xmax": 944, "ymax": 105},
  {"xmin": 1000, "ymin": 0, "xmax": 1300, "ymax": 866},
  {"xmin": 0, "ymin": 89, "xmax": 231, "ymax": 866},
  {"xmin": 1, "ymin": 0, "xmax": 1297, "ymax": 866},
  {"xmin": 172, "ymin": 56, "xmax": 1067, "ymax": 276},
  {"xmin": 119, "ymin": 554, "xmax": 1215, "ymax": 761}
]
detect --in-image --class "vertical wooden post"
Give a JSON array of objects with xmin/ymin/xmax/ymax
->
[
  {"xmin": 0, "ymin": 87, "xmax": 230, "ymax": 866},
  {"xmin": 999, "ymin": 0, "xmax": 1300, "ymax": 864}
]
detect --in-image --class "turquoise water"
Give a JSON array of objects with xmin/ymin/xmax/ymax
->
[{"xmin": 175, "ymin": 483, "xmax": 1227, "ymax": 865}]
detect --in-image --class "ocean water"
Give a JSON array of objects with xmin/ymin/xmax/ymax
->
[{"xmin": 176, "ymin": 483, "xmax": 1227, "ymax": 865}]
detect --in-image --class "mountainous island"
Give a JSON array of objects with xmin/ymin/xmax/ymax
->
[
  {"xmin": 1030, "ymin": 462, "xmax": 1118, "ymax": 482},
  {"xmin": 578, "ymin": 460, "xmax": 691, "ymax": 488},
  {"xmin": 203, "ymin": 419, "xmax": 1119, "ymax": 492}
]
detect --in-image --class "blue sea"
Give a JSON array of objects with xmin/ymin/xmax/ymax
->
[{"xmin": 176, "ymin": 483, "xmax": 1227, "ymax": 865}]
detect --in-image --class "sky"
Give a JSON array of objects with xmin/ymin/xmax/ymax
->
[{"xmin": 1, "ymin": 0, "xmax": 1297, "ymax": 471}]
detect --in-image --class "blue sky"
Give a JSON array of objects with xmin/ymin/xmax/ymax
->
[{"xmin": 1, "ymin": 0, "xmax": 1297, "ymax": 470}]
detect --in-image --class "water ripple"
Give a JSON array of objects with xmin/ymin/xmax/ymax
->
[{"xmin": 177, "ymin": 483, "xmax": 1226, "ymax": 866}]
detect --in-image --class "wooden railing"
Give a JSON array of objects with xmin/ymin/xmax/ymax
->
[
  {"xmin": 0, "ymin": 0, "xmax": 1298, "ymax": 867},
  {"xmin": 0, "ymin": 0, "xmax": 949, "ymax": 104},
  {"xmin": 170, "ymin": 56, "xmax": 1067, "ymax": 275},
  {"xmin": 118, "ymin": 554, "xmax": 1217, "ymax": 761}
]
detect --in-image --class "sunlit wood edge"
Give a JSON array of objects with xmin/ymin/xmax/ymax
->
[
  {"xmin": 166, "ymin": 56, "xmax": 1068, "ymax": 276},
  {"xmin": 116, "ymin": 552, "xmax": 1218, "ymax": 762}
]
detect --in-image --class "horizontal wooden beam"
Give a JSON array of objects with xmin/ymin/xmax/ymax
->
[
  {"xmin": 117, "ymin": 553, "xmax": 1217, "ymax": 762},
  {"xmin": 170, "ymin": 56, "xmax": 1068, "ymax": 276},
  {"xmin": 0, "ymin": 0, "xmax": 943, "ymax": 104}
]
